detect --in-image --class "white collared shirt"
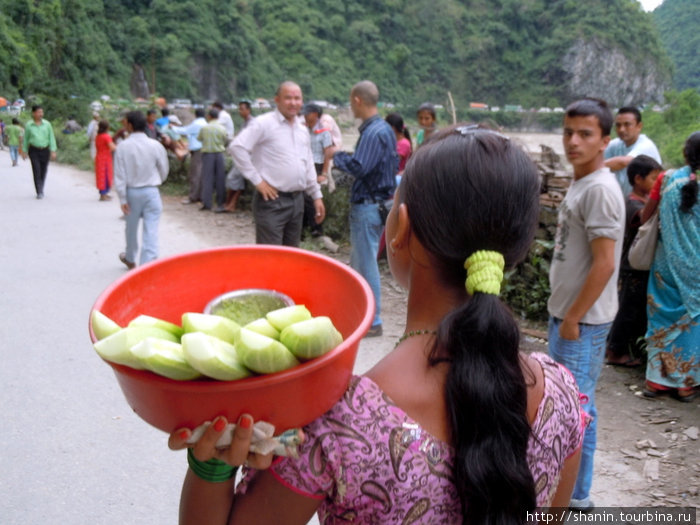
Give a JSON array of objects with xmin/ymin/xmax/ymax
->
[
  {"xmin": 114, "ymin": 132, "xmax": 169, "ymax": 204},
  {"xmin": 229, "ymin": 109, "xmax": 321, "ymax": 200}
]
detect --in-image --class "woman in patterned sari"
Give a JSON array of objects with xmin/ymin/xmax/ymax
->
[{"xmin": 643, "ymin": 131, "xmax": 700, "ymax": 402}]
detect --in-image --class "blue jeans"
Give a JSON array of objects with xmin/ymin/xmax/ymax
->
[
  {"xmin": 125, "ymin": 186, "xmax": 162, "ymax": 266},
  {"xmin": 9, "ymin": 145, "xmax": 19, "ymax": 164},
  {"xmin": 350, "ymin": 202, "xmax": 389, "ymax": 327},
  {"xmin": 548, "ymin": 316, "xmax": 610, "ymax": 501}
]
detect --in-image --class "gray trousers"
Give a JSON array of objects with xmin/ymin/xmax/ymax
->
[
  {"xmin": 252, "ymin": 191, "xmax": 304, "ymax": 246},
  {"xmin": 187, "ymin": 150, "xmax": 203, "ymax": 202},
  {"xmin": 200, "ymin": 152, "xmax": 225, "ymax": 209}
]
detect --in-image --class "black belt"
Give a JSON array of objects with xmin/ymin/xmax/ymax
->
[
  {"xmin": 353, "ymin": 197, "xmax": 392, "ymax": 205},
  {"xmin": 29, "ymin": 145, "xmax": 49, "ymax": 150},
  {"xmin": 277, "ymin": 190, "xmax": 302, "ymax": 198}
]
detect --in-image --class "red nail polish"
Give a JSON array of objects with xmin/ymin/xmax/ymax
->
[
  {"xmin": 214, "ymin": 418, "xmax": 227, "ymax": 432},
  {"xmin": 179, "ymin": 430, "xmax": 190, "ymax": 440},
  {"xmin": 239, "ymin": 415, "xmax": 252, "ymax": 429}
]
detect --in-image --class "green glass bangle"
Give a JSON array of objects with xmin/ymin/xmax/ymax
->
[{"xmin": 187, "ymin": 448, "xmax": 237, "ymax": 483}]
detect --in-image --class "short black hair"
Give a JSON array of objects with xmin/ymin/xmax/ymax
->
[
  {"xmin": 617, "ymin": 106, "xmax": 642, "ymax": 124},
  {"xmin": 194, "ymin": 108, "xmax": 205, "ymax": 118},
  {"xmin": 565, "ymin": 98, "xmax": 613, "ymax": 136},
  {"xmin": 212, "ymin": 101, "xmax": 224, "ymax": 110},
  {"xmin": 126, "ymin": 110, "xmax": 147, "ymax": 132},
  {"xmin": 31, "ymin": 104, "xmax": 42, "ymax": 113},
  {"xmin": 302, "ymin": 103, "xmax": 322, "ymax": 117},
  {"xmin": 239, "ymin": 100, "xmax": 251, "ymax": 110},
  {"xmin": 147, "ymin": 109, "xmax": 157, "ymax": 116},
  {"xmin": 161, "ymin": 108, "xmax": 170, "ymax": 117},
  {"xmin": 627, "ymin": 155, "xmax": 662, "ymax": 186},
  {"xmin": 208, "ymin": 108, "xmax": 220, "ymax": 120}
]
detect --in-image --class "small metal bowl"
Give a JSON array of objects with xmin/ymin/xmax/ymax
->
[{"xmin": 204, "ymin": 288, "xmax": 295, "ymax": 326}]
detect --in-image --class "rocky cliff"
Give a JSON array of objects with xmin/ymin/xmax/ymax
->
[{"xmin": 562, "ymin": 39, "xmax": 671, "ymax": 106}]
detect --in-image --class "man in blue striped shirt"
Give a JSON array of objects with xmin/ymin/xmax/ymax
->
[{"xmin": 334, "ymin": 81, "xmax": 398, "ymax": 337}]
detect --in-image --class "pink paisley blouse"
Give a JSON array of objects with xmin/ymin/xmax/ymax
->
[{"xmin": 238, "ymin": 352, "xmax": 584, "ymax": 523}]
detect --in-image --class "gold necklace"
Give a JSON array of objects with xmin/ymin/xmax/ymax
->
[{"xmin": 394, "ymin": 329, "xmax": 437, "ymax": 348}]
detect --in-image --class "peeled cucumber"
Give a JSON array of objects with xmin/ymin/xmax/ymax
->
[
  {"xmin": 130, "ymin": 337, "xmax": 201, "ymax": 380},
  {"xmin": 91, "ymin": 310, "xmax": 122, "ymax": 340},
  {"xmin": 128, "ymin": 314, "xmax": 184, "ymax": 338},
  {"xmin": 181, "ymin": 312, "xmax": 240, "ymax": 344},
  {"xmin": 236, "ymin": 328, "xmax": 300, "ymax": 374},
  {"xmin": 265, "ymin": 305, "xmax": 312, "ymax": 331},
  {"xmin": 280, "ymin": 316, "xmax": 343, "ymax": 360},
  {"xmin": 181, "ymin": 332, "xmax": 252, "ymax": 381},
  {"xmin": 93, "ymin": 326, "xmax": 178, "ymax": 369}
]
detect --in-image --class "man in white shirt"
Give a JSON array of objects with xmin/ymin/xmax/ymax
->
[
  {"xmin": 604, "ymin": 106, "xmax": 661, "ymax": 195},
  {"xmin": 114, "ymin": 110, "xmax": 170, "ymax": 269},
  {"xmin": 213, "ymin": 101, "xmax": 234, "ymax": 142},
  {"xmin": 230, "ymin": 81, "xmax": 325, "ymax": 246}
]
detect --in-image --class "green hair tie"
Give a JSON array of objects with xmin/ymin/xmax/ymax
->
[{"xmin": 464, "ymin": 250, "xmax": 505, "ymax": 296}]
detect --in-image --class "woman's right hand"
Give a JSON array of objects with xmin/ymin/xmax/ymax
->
[{"xmin": 169, "ymin": 414, "xmax": 274, "ymax": 470}]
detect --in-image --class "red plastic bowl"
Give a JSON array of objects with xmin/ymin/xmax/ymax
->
[{"xmin": 89, "ymin": 245, "xmax": 374, "ymax": 433}]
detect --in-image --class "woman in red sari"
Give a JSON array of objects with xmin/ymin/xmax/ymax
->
[{"xmin": 95, "ymin": 120, "xmax": 116, "ymax": 200}]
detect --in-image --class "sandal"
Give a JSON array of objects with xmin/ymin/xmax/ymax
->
[
  {"xmin": 606, "ymin": 356, "xmax": 642, "ymax": 368},
  {"xmin": 672, "ymin": 388, "xmax": 699, "ymax": 403},
  {"xmin": 642, "ymin": 381, "xmax": 671, "ymax": 399}
]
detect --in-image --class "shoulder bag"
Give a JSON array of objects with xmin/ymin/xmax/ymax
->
[{"xmin": 628, "ymin": 210, "xmax": 659, "ymax": 271}]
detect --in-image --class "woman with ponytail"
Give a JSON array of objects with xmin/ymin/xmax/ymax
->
[
  {"xmin": 642, "ymin": 131, "xmax": 700, "ymax": 402},
  {"xmin": 170, "ymin": 124, "xmax": 585, "ymax": 524}
]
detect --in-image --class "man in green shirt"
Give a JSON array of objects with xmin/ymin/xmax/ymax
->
[
  {"xmin": 197, "ymin": 108, "xmax": 228, "ymax": 212},
  {"xmin": 6, "ymin": 118, "xmax": 23, "ymax": 167},
  {"xmin": 21, "ymin": 105, "xmax": 57, "ymax": 199}
]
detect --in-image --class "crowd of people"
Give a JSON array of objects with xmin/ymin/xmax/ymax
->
[{"xmin": 2, "ymin": 86, "xmax": 697, "ymax": 521}]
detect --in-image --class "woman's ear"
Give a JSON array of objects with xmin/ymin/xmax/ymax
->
[{"xmin": 390, "ymin": 203, "xmax": 411, "ymax": 253}]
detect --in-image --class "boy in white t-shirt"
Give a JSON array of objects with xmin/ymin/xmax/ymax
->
[{"xmin": 548, "ymin": 98, "xmax": 625, "ymax": 512}]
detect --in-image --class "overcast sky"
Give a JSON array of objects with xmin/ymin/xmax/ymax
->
[{"xmin": 638, "ymin": 0, "xmax": 663, "ymax": 11}]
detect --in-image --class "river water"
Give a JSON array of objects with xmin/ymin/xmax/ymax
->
[{"xmin": 341, "ymin": 129, "xmax": 564, "ymax": 155}]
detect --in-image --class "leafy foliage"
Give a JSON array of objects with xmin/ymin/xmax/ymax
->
[
  {"xmin": 653, "ymin": 0, "xmax": 700, "ymax": 92},
  {"xmin": 642, "ymin": 89, "xmax": 700, "ymax": 168},
  {"xmin": 0, "ymin": 0, "xmax": 676, "ymax": 122}
]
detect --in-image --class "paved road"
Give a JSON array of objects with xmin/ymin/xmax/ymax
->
[
  {"xmin": 0, "ymin": 152, "xmax": 237, "ymax": 525},
  {"xmin": 0, "ymin": 150, "xmax": 387, "ymax": 524}
]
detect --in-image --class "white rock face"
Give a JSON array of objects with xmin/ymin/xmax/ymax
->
[{"xmin": 562, "ymin": 38, "xmax": 671, "ymax": 105}]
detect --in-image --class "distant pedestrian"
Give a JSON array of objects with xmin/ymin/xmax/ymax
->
[
  {"xmin": 385, "ymin": 112, "xmax": 412, "ymax": 175},
  {"xmin": 416, "ymin": 103, "xmax": 437, "ymax": 148},
  {"xmin": 213, "ymin": 101, "xmax": 234, "ymax": 142},
  {"xmin": 230, "ymin": 81, "xmax": 325, "ymax": 246},
  {"xmin": 198, "ymin": 108, "xmax": 228, "ymax": 212},
  {"xmin": 95, "ymin": 120, "xmax": 116, "ymax": 201},
  {"xmin": 6, "ymin": 118, "xmax": 23, "ymax": 167},
  {"xmin": 171, "ymin": 108, "xmax": 207, "ymax": 205},
  {"xmin": 221, "ymin": 100, "xmax": 254, "ymax": 212},
  {"xmin": 21, "ymin": 105, "xmax": 57, "ymax": 199},
  {"xmin": 237, "ymin": 99, "xmax": 254, "ymax": 129},
  {"xmin": 113, "ymin": 111, "xmax": 169, "ymax": 269},
  {"xmin": 86, "ymin": 112, "xmax": 100, "ymax": 160},
  {"xmin": 145, "ymin": 109, "xmax": 160, "ymax": 140},
  {"xmin": 113, "ymin": 113, "xmax": 130, "ymax": 145},
  {"xmin": 302, "ymin": 103, "xmax": 335, "ymax": 236}
]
